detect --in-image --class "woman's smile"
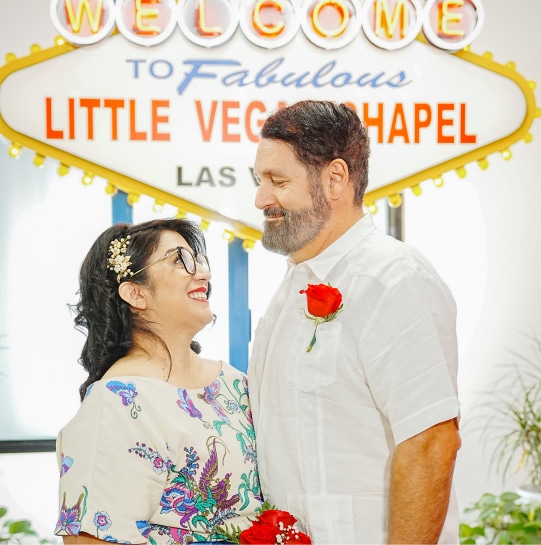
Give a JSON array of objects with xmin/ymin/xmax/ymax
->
[{"xmin": 187, "ymin": 287, "xmax": 209, "ymax": 302}]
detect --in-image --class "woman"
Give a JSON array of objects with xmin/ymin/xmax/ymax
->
[{"xmin": 54, "ymin": 219, "xmax": 262, "ymax": 544}]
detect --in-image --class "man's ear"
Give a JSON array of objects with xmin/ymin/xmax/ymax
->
[
  {"xmin": 327, "ymin": 158, "xmax": 349, "ymax": 200},
  {"xmin": 118, "ymin": 281, "xmax": 148, "ymax": 310}
]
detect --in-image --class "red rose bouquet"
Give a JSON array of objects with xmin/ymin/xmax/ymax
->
[
  {"xmin": 299, "ymin": 283, "xmax": 343, "ymax": 352},
  {"xmin": 219, "ymin": 502, "xmax": 311, "ymax": 544}
]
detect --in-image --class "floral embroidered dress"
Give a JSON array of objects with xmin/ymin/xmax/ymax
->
[{"xmin": 55, "ymin": 362, "xmax": 263, "ymax": 544}]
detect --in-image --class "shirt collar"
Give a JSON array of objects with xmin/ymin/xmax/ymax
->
[{"xmin": 287, "ymin": 213, "xmax": 377, "ymax": 280}]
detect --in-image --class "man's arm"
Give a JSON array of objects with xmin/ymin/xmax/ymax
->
[{"xmin": 387, "ymin": 418, "xmax": 461, "ymax": 544}]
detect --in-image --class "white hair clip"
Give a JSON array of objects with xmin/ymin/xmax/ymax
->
[{"xmin": 107, "ymin": 235, "xmax": 134, "ymax": 282}]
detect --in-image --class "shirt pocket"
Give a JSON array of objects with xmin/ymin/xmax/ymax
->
[{"xmin": 283, "ymin": 320, "xmax": 341, "ymax": 392}]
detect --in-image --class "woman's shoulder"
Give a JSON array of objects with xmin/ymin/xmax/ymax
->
[
  {"xmin": 81, "ymin": 374, "xmax": 176, "ymax": 409},
  {"xmin": 218, "ymin": 361, "xmax": 248, "ymax": 383},
  {"xmin": 100, "ymin": 353, "xmax": 161, "ymax": 380}
]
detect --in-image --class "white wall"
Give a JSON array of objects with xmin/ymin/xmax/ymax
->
[
  {"xmin": 1, "ymin": 0, "xmax": 541, "ymax": 536},
  {"xmin": 400, "ymin": 0, "xmax": 541, "ymax": 510}
]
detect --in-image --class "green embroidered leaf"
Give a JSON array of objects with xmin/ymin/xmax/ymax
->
[
  {"xmin": 236, "ymin": 431, "xmax": 246, "ymax": 453},
  {"xmin": 214, "ymin": 420, "xmax": 225, "ymax": 436},
  {"xmin": 191, "ymin": 515, "xmax": 211, "ymax": 529}
]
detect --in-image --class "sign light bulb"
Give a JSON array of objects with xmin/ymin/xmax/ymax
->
[
  {"xmin": 33, "ymin": 154, "xmax": 46, "ymax": 167},
  {"xmin": 8, "ymin": 143, "xmax": 22, "ymax": 158}
]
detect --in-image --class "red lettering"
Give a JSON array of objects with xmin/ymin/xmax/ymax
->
[
  {"xmin": 196, "ymin": 100, "xmax": 218, "ymax": 141},
  {"xmin": 388, "ymin": 103, "xmax": 410, "ymax": 143},
  {"xmin": 362, "ymin": 103, "xmax": 384, "ymax": 143},
  {"xmin": 222, "ymin": 101, "xmax": 240, "ymax": 142},
  {"xmin": 80, "ymin": 98, "xmax": 101, "ymax": 139},
  {"xmin": 460, "ymin": 103, "xmax": 476, "ymax": 143},
  {"xmin": 68, "ymin": 98, "xmax": 75, "ymax": 139},
  {"xmin": 129, "ymin": 99, "xmax": 147, "ymax": 140},
  {"xmin": 437, "ymin": 103, "xmax": 455, "ymax": 143},
  {"xmin": 45, "ymin": 98, "xmax": 63, "ymax": 139},
  {"xmin": 414, "ymin": 103, "xmax": 431, "ymax": 143},
  {"xmin": 104, "ymin": 98, "xmax": 125, "ymax": 140},
  {"xmin": 151, "ymin": 99, "xmax": 170, "ymax": 141},
  {"xmin": 46, "ymin": 96, "xmax": 173, "ymax": 142},
  {"xmin": 245, "ymin": 101, "xmax": 266, "ymax": 142}
]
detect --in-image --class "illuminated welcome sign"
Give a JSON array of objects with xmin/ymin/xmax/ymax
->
[
  {"xmin": 0, "ymin": 0, "xmax": 536, "ymax": 244},
  {"xmin": 50, "ymin": 0, "xmax": 484, "ymax": 52}
]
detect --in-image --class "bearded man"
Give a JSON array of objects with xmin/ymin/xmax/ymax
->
[{"xmin": 248, "ymin": 100, "xmax": 461, "ymax": 544}]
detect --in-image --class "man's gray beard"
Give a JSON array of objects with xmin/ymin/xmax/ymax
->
[{"xmin": 261, "ymin": 184, "xmax": 331, "ymax": 255}]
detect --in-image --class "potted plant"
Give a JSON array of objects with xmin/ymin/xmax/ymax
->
[
  {"xmin": 459, "ymin": 338, "xmax": 541, "ymax": 544},
  {"xmin": 459, "ymin": 491, "xmax": 541, "ymax": 544},
  {"xmin": 0, "ymin": 506, "xmax": 54, "ymax": 544}
]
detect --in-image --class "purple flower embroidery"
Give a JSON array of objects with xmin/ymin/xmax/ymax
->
[
  {"xmin": 55, "ymin": 491, "xmax": 85, "ymax": 536},
  {"xmin": 177, "ymin": 389, "xmax": 202, "ymax": 419},
  {"xmin": 128, "ymin": 442, "xmax": 172, "ymax": 475},
  {"xmin": 55, "ymin": 507, "xmax": 81, "ymax": 535},
  {"xmin": 106, "ymin": 380, "xmax": 141, "ymax": 418},
  {"xmin": 198, "ymin": 381, "xmax": 231, "ymax": 424}
]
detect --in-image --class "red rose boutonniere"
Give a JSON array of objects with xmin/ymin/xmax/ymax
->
[
  {"xmin": 218, "ymin": 502, "xmax": 311, "ymax": 544},
  {"xmin": 300, "ymin": 283, "xmax": 343, "ymax": 352}
]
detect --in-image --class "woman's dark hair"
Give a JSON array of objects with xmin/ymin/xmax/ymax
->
[
  {"xmin": 73, "ymin": 218, "xmax": 209, "ymax": 401},
  {"xmin": 261, "ymin": 100, "xmax": 370, "ymax": 205}
]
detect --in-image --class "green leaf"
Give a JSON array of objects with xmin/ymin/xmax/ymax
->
[
  {"xmin": 191, "ymin": 514, "xmax": 210, "ymax": 529},
  {"xmin": 496, "ymin": 530, "xmax": 513, "ymax": 544},
  {"xmin": 214, "ymin": 420, "xmax": 225, "ymax": 436},
  {"xmin": 8, "ymin": 520, "xmax": 32, "ymax": 534},
  {"xmin": 501, "ymin": 492, "xmax": 521, "ymax": 502},
  {"xmin": 519, "ymin": 533, "xmax": 541, "ymax": 544}
]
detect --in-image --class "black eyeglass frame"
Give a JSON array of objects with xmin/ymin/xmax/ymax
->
[{"xmin": 131, "ymin": 246, "xmax": 210, "ymax": 278}]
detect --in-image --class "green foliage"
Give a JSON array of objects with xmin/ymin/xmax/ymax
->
[
  {"xmin": 459, "ymin": 492, "xmax": 541, "ymax": 544},
  {"xmin": 494, "ymin": 382, "xmax": 541, "ymax": 488},
  {"xmin": 487, "ymin": 338, "xmax": 541, "ymax": 487},
  {"xmin": 0, "ymin": 507, "xmax": 54, "ymax": 544},
  {"xmin": 460, "ymin": 339, "xmax": 541, "ymax": 544},
  {"xmin": 217, "ymin": 500, "xmax": 276, "ymax": 544}
]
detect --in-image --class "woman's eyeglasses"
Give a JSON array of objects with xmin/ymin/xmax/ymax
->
[{"xmin": 131, "ymin": 246, "xmax": 210, "ymax": 278}]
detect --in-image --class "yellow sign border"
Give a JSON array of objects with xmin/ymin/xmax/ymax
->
[{"xmin": 0, "ymin": 36, "xmax": 538, "ymax": 239}]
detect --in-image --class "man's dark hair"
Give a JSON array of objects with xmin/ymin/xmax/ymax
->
[{"xmin": 261, "ymin": 100, "xmax": 370, "ymax": 204}]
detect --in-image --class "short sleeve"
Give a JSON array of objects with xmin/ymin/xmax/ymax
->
[
  {"xmin": 359, "ymin": 268, "xmax": 460, "ymax": 444},
  {"xmin": 54, "ymin": 380, "xmax": 170, "ymax": 543}
]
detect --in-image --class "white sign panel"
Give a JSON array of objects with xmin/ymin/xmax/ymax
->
[{"xmin": 0, "ymin": 0, "xmax": 527, "ymax": 230}]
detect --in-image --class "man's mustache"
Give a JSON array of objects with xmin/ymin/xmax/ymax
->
[{"xmin": 264, "ymin": 207, "xmax": 286, "ymax": 218}]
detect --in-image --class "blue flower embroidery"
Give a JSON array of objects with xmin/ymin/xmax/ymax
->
[
  {"xmin": 94, "ymin": 511, "xmax": 112, "ymax": 532},
  {"xmin": 59, "ymin": 452, "xmax": 73, "ymax": 477}
]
